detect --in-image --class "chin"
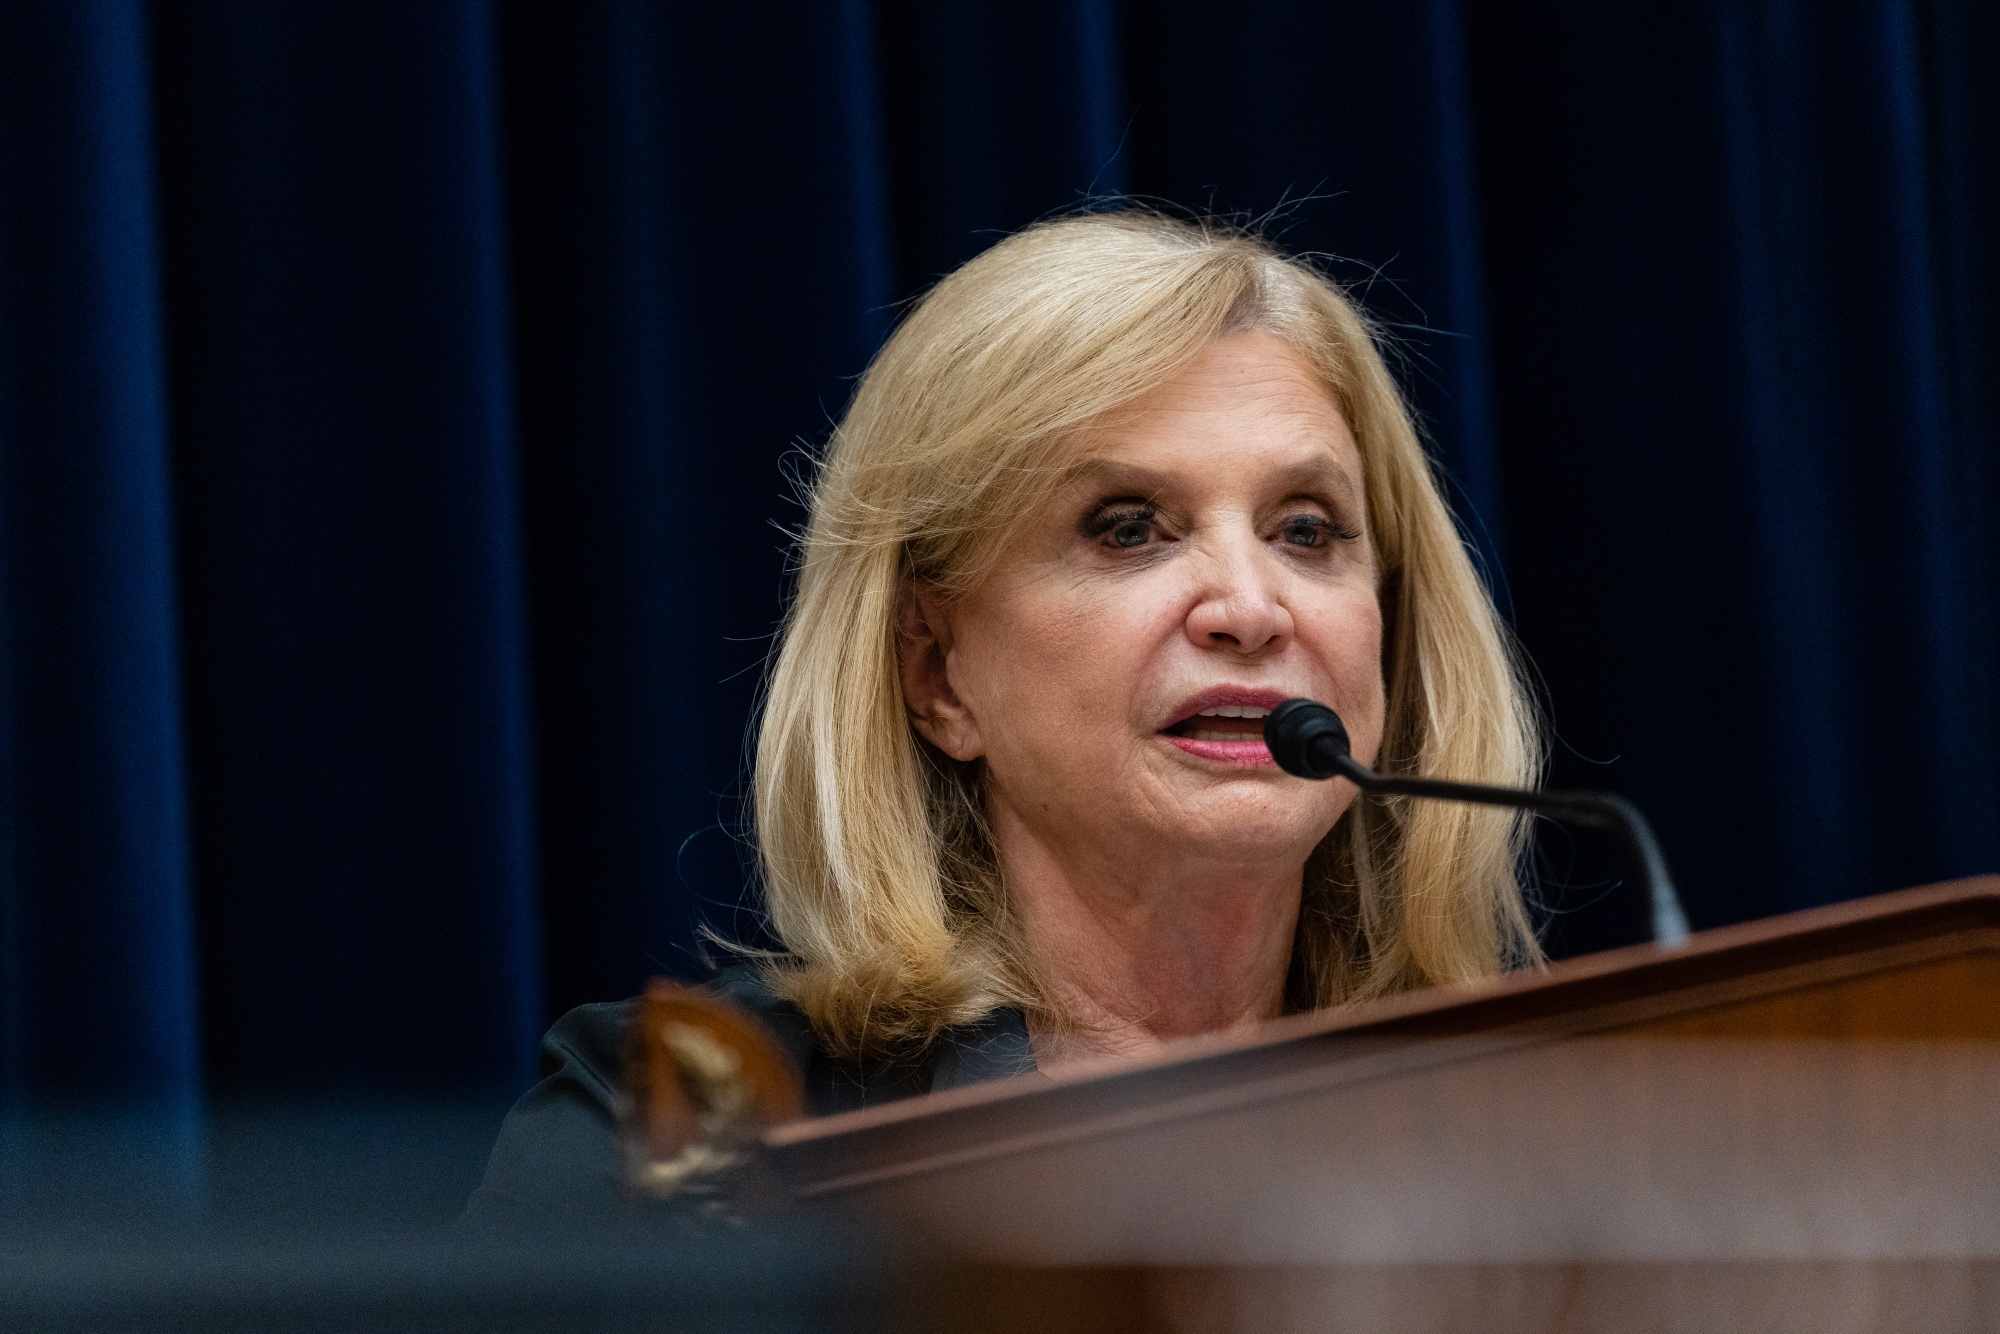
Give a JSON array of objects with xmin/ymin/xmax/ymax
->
[
  {"xmin": 1160, "ymin": 789, "xmax": 1335, "ymax": 863},
  {"xmin": 1179, "ymin": 825, "xmax": 1328, "ymax": 871}
]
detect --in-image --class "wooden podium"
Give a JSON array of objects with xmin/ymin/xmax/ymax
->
[{"xmin": 767, "ymin": 877, "xmax": 2000, "ymax": 1332}]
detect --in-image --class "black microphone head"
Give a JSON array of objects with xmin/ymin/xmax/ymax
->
[{"xmin": 1265, "ymin": 698, "xmax": 1352, "ymax": 780}]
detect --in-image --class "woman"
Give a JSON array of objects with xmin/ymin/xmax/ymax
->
[{"xmin": 466, "ymin": 211, "xmax": 1540, "ymax": 1223}]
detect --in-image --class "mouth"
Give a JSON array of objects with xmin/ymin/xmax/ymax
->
[{"xmin": 1159, "ymin": 688, "xmax": 1289, "ymax": 767}]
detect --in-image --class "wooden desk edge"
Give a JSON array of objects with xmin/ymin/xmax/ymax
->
[{"xmin": 764, "ymin": 874, "xmax": 2000, "ymax": 1159}]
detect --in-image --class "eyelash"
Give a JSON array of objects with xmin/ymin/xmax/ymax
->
[
  {"xmin": 1278, "ymin": 514, "xmax": 1363, "ymax": 546},
  {"xmin": 1082, "ymin": 505, "xmax": 1159, "ymax": 548},
  {"xmin": 1081, "ymin": 504, "xmax": 1362, "ymax": 550}
]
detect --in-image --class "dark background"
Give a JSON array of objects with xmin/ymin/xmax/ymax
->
[{"xmin": 1, "ymin": 0, "xmax": 1993, "ymax": 1110}]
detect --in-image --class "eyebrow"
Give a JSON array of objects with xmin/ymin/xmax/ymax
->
[{"xmin": 1068, "ymin": 454, "xmax": 1363, "ymax": 508}]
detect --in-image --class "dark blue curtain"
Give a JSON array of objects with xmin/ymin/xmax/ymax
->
[{"xmin": 0, "ymin": 0, "xmax": 1993, "ymax": 1106}]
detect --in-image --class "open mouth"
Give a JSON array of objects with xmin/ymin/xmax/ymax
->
[
  {"xmin": 1158, "ymin": 689, "xmax": 1286, "ymax": 767},
  {"xmin": 1163, "ymin": 704, "xmax": 1272, "ymax": 743}
]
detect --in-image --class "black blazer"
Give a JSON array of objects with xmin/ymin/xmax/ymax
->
[{"xmin": 462, "ymin": 967, "xmax": 1037, "ymax": 1226}]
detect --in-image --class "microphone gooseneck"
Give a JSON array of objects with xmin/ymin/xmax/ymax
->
[{"xmin": 1265, "ymin": 698, "xmax": 1691, "ymax": 948}]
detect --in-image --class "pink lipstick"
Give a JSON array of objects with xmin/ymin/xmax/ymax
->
[{"xmin": 1159, "ymin": 686, "xmax": 1291, "ymax": 767}]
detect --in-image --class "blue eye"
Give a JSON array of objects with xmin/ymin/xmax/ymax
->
[
  {"xmin": 1083, "ymin": 503, "xmax": 1160, "ymax": 548},
  {"xmin": 1111, "ymin": 517, "xmax": 1152, "ymax": 547},
  {"xmin": 1278, "ymin": 513, "xmax": 1362, "ymax": 547}
]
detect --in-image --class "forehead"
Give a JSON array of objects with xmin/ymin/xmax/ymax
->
[{"xmin": 1067, "ymin": 330, "xmax": 1360, "ymax": 493}]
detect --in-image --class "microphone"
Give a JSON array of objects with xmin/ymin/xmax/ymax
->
[{"xmin": 1265, "ymin": 698, "xmax": 1691, "ymax": 948}]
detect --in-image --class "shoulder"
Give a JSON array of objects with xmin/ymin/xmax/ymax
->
[
  {"xmin": 461, "ymin": 969, "xmax": 1037, "ymax": 1228},
  {"xmin": 459, "ymin": 999, "xmax": 639, "ymax": 1228},
  {"xmin": 537, "ymin": 997, "xmax": 639, "ymax": 1103},
  {"xmin": 698, "ymin": 965, "xmax": 964, "ymax": 1113},
  {"xmin": 460, "ymin": 969, "xmax": 823, "ymax": 1229},
  {"xmin": 505, "ymin": 967, "xmax": 815, "ymax": 1116},
  {"xmin": 705, "ymin": 963, "xmax": 821, "ymax": 1077}
]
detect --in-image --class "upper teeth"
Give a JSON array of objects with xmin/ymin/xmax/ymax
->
[{"xmin": 1197, "ymin": 706, "xmax": 1270, "ymax": 718}]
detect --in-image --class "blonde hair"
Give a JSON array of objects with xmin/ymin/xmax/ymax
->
[{"xmin": 752, "ymin": 211, "xmax": 1541, "ymax": 1060}]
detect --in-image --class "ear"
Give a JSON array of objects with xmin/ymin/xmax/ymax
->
[{"xmin": 897, "ymin": 584, "xmax": 985, "ymax": 761}]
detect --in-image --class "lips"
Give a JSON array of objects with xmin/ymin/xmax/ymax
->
[
  {"xmin": 1162, "ymin": 685, "xmax": 1291, "ymax": 730},
  {"xmin": 1160, "ymin": 686, "xmax": 1292, "ymax": 768}
]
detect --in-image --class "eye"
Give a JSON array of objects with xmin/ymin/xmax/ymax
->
[
  {"xmin": 1110, "ymin": 516, "xmax": 1154, "ymax": 548},
  {"xmin": 1082, "ymin": 503, "xmax": 1161, "ymax": 550},
  {"xmin": 1280, "ymin": 515, "xmax": 1327, "ymax": 547},
  {"xmin": 1274, "ymin": 511, "xmax": 1363, "ymax": 549}
]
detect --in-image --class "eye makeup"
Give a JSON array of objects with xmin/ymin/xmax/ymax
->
[
  {"xmin": 1079, "ymin": 499, "xmax": 1158, "ymax": 541},
  {"xmin": 1276, "ymin": 511, "xmax": 1363, "ymax": 547},
  {"xmin": 1078, "ymin": 494, "xmax": 1364, "ymax": 554}
]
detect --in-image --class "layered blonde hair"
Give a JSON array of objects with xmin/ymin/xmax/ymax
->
[{"xmin": 753, "ymin": 211, "xmax": 1541, "ymax": 1060}]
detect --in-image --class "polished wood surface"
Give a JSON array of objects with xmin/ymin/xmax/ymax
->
[
  {"xmin": 923, "ymin": 1259, "xmax": 2000, "ymax": 1334},
  {"xmin": 769, "ymin": 875, "xmax": 2000, "ymax": 1193},
  {"xmin": 768, "ymin": 878, "xmax": 2000, "ymax": 1332}
]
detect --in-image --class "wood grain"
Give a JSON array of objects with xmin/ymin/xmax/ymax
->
[
  {"xmin": 768, "ymin": 876, "xmax": 2000, "ymax": 1196},
  {"xmin": 769, "ymin": 878, "xmax": 2000, "ymax": 1332}
]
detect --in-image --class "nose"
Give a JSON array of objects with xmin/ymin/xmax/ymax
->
[{"xmin": 1184, "ymin": 537, "xmax": 1293, "ymax": 655}]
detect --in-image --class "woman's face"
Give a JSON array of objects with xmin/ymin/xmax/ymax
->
[{"xmin": 903, "ymin": 330, "xmax": 1386, "ymax": 874}]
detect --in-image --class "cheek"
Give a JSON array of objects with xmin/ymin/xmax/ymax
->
[
  {"xmin": 956, "ymin": 576, "xmax": 1171, "ymax": 756},
  {"xmin": 1305, "ymin": 592, "xmax": 1387, "ymax": 751}
]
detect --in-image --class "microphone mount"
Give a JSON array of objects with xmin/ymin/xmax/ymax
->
[{"xmin": 1265, "ymin": 698, "xmax": 1691, "ymax": 948}]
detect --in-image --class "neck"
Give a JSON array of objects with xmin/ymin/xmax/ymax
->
[{"xmin": 991, "ymin": 803, "xmax": 1304, "ymax": 1076}]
